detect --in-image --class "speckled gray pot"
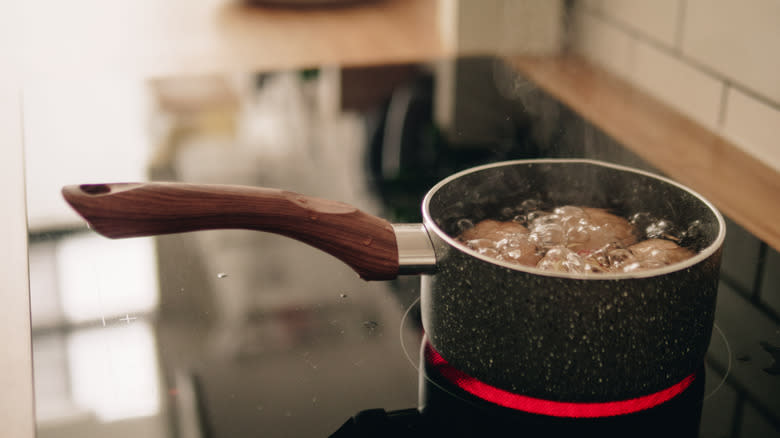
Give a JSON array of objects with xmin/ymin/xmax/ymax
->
[{"xmin": 419, "ymin": 159, "xmax": 725, "ymax": 402}]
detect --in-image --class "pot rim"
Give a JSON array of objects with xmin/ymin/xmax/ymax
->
[{"xmin": 421, "ymin": 158, "xmax": 726, "ymax": 280}]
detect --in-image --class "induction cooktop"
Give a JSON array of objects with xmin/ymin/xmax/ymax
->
[{"xmin": 26, "ymin": 56, "xmax": 780, "ymax": 437}]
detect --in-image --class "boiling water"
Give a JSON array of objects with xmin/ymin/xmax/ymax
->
[{"xmin": 456, "ymin": 204, "xmax": 697, "ymax": 274}]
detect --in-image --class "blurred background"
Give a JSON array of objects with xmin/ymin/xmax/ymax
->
[{"xmin": 3, "ymin": 0, "xmax": 780, "ymax": 437}]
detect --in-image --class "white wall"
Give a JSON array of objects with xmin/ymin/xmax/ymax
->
[
  {"xmin": 441, "ymin": 0, "xmax": 564, "ymax": 55},
  {"xmin": 0, "ymin": 87, "xmax": 35, "ymax": 436},
  {"xmin": 572, "ymin": 0, "xmax": 780, "ymax": 172}
]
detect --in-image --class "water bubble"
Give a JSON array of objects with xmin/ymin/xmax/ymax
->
[
  {"xmin": 217, "ymin": 273, "xmax": 228, "ymax": 279},
  {"xmin": 622, "ymin": 262, "xmax": 642, "ymax": 272},
  {"xmin": 520, "ymin": 199, "xmax": 541, "ymax": 212},
  {"xmin": 537, "ymin": 246, "xmax": 584, "ymax": 272},
  {"xmin": 526, "ymin": 211, "xmax": 547, "ymax": 223},
  {"xmin": 512, "ymin": 214, "xmax": 527, "ymax": 225},
  {"xmin": 532, "ymin": 214, "xmax": 561, "ymax": 227},
  {"xmin": 529, "ymin": 223, "xmax": 564, "ymax": 248},
  {"xmin": 607, "ymin": 248, "xmax": 635, "ymax": 269},
  {"xmin": 554, "ymin": 206, "xmax": 585, "ymax": 220},
  {"xmin": 505, "ymin": 249, "xmax": 529, "ymax": 261},
  {"xmin": 629, "ymin": 212, "xmax": 651, "ymax": 223},
  {"xmin": 680, "ymin": 219, "xmax": 705, "ymax": 247},
  {"xmin": 476, "ymin": 247, "xmax": 499, "ymax": 258},
  {"xmin": 646, "ymin": 219, "xmax": 673, "ymax": 239},
  {"xmin": 566, "ymin": 224, "xmax": 590, "ymax": 244},
  {"xmin": 562, "ymin": 251, "xmax": 585, "ymax": 273},
  {"xmin": 467, "ymin": 238, "xmax": 497, "ymax": 250},
  {"xmin": 457, "ymin": 218, "xmax": 475, "ymax": 232},
  {"xmin": 339, "ymin": 293, "xmax": 348, "ymax": 298},
  {"xmin": 760, "ymin": 341, "xmax": 780, "ymax": 375}
]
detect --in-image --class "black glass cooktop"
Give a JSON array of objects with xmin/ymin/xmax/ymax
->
[{"xmin": 26, "ymin": 56, "xmax": 780, "ymax": 437}]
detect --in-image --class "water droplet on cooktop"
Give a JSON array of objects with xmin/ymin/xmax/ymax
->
[
  {"xmin": 760, "ymin": 341, "xmax": 780, "ymax": 375},
  {"xmin": 363, "ymin": 320, "xmax": 378, "ymax": 330},
  {"xmin": 339, "ymin": 293, "xmax": 348, "ymax": 298},
  {"xmin": 217, "ymin": 273, "xmax": 228, "ymax": 279}
]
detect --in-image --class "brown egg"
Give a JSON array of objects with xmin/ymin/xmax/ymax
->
[
  {"xmin": 457, "ymin": 210, "xmax": 691, "ymax": 274},
  {"xmin": 628, "ymin": 238, "xmax": 695, "ymax": 266},
  {"xmin": 528, "ymin": 214, "xmax": 566, "ymax": 248},
  {"xmin": 497, "ymin": 235, "xmax": 541, "ymax": 267},
  {"xmin": 459, "ymin": 219, "xmax": 529, "ymax": 241},
  {"xmin": 459, "ymin": 219, "xmax": 540, "ymax": 267},
  {"xmin": 537, "ymin": 246, "xmax": 585, "ymax": 273},
  {"xmin": 576, "ymin": 208, "xmax": 638, "ymax": 252}
]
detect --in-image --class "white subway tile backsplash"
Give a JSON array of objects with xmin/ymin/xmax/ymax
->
[
  {"xmin": 572, "ymin": 0, "xmax": 780, "ymax": 173},
  {"xmin": 571, "ymin": 12, "xmax": 635, "ymax": 80},
  {"xmin": 599, "ymin": 0, "xmax": 680, "ymax": 48},
  {"xmin": 629, "ymin": 41, "xmax": 723, "ymax": 130},
  {"xmin": 682, "ymin": 0, "xmax": 780, "ymax": 106},
  {"xmin": 722, "ymin": 88, "xmax": 780, "ymax": 173}
]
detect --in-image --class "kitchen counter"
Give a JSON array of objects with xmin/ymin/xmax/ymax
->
[{"xmin": 510, "ymin": 54, "xmax": 780, "ymax": 253}]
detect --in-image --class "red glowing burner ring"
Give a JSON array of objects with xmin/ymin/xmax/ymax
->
[{"xmin": 424, "ymin": 343, "xmax": 696, "ymax": 418}]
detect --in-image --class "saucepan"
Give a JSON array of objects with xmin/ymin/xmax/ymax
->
[{"xmin": 62, "ymin": 159, "xmax": 725, "ymax": 403}]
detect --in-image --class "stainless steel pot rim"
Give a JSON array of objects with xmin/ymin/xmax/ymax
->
[{"xmin": 421, "ymin": 158, "xmax": 727, "ymax": 280}]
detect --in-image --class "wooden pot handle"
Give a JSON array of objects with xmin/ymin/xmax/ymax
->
[{"xmin": 62, "ymin": 182, "xmax": 400, "ymax": 280}]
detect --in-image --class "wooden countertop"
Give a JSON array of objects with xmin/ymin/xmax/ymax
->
[{"xmin": 509, "ymin": 55, "xmax": 780, "ymax": 252}]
